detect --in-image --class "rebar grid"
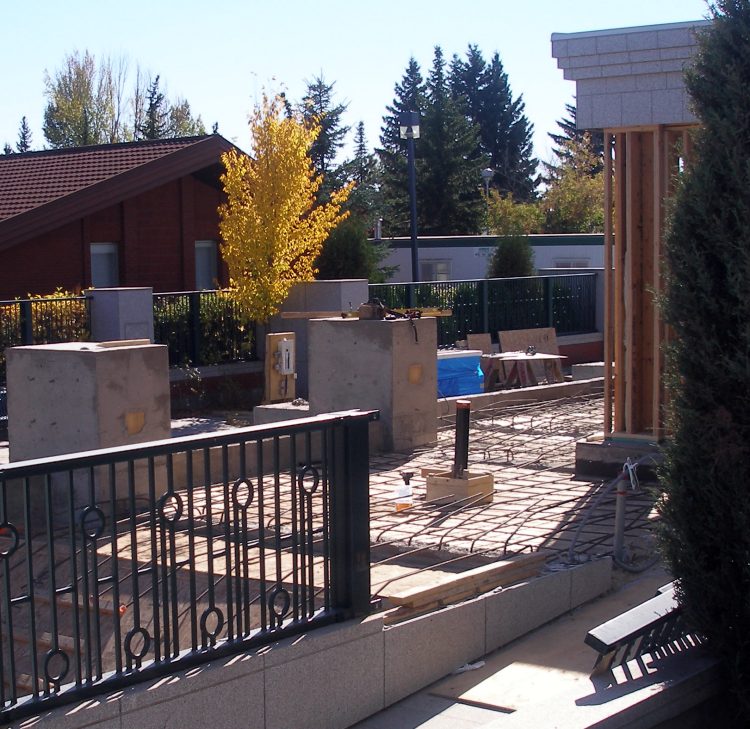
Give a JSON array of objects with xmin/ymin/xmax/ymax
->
[{"xmin": 368, "ymin": 393, "xmax": 660, "ymax": 570}]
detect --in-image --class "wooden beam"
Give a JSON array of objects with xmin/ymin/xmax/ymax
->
[
  {"xmin": 652, "ymin": 127, "xmax": 667, "ymax": 441},
  {"xmin": 613, "ymin": 133, "xmax": 627, "ymax": 434},
  {"xmin": 603, "ymin": 133, "xmax": 615, "ymax": 437}
]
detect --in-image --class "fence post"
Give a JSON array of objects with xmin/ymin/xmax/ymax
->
[
  {"xmin": 19, "ymin": 300, "xmax": 33, "ymax": 345},
  {"xmin": 544, "ymin": 277, "xmax": 554, "ymax": 329},
  {"xmin": 189, "ymin": 292, "xmax": 201, "ymax": 365},
  {"xmin": 407, "ymin": 282, "xmax": 416, "ymax": 309},
  {"xmin": 329, "ymin": 413, "xmax": 372, "ymax": 617},
  {"xmin": 481, "ymin": 279, "xmax": 489, "ymax": 335}
]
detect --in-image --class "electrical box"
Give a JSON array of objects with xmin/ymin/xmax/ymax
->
[
  {"xmin": 264, "ymin": 332, "xmax": 296, "ymax": 404},
  {"xmin": 278, "ymin": 338, "xmax": 295, "ymax": 375}
]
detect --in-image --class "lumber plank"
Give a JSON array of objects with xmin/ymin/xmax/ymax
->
[{"xmin": 383, "ymin": 553, "xmax": 548, "ymax": 608}]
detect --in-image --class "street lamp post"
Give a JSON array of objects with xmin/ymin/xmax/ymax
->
[
  {"xmin": 400, "ymin": 111, "xmax": 420, "ymax": 300},
  {"xmin": 481, "ymin": 167, "xmax": 494, "ymax": 235}
]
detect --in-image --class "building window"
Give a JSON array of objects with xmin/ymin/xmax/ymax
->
[
  {"xmin": 90, "ymin": 242, "xmax": 119, "ymax": 287},
  {"xmin": 420, "ymin": 259, "xmax": 451, "ymax": 281},
  {"xmin": 195, "ymin": 240, "xmax": 218, "ymax": 290}
]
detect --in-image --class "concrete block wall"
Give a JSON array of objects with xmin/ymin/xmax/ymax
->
[
  {"xmin": 14, "ymin": 559, "xmax": 611, "ymax": 729},
  {"xmin": 551, "ymin": 20, "xmax": 710, "ymax": 129}
]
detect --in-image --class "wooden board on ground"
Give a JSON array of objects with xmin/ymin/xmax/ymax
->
[{"xmin": 380, "ymin": 552, "xmax": 549, "ymax": 624}]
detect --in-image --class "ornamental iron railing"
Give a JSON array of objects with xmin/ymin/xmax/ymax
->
[
  {"xmin": 152, "ymin": 290, "xmax": 258, "ymax": 368},
  {"xmin": 369, "ymin": 273, "xmax": 597, "ymax": 347},
  {"xmin": 0, "ymin": 410, "xmax": 373, "ymax": 722}
]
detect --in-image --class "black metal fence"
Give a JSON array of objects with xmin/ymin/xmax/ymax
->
[
  {"xmin": 0, "ymin": 297, "xmax": 90, "ymax": 385},
  {"xmin": 153, "ymin": 290, "xmax": 258, "ymax": 367},
  {"xmin": 369, "ymin": 273, "xmax": 597, "ymax": 347},
  {"xmin": 0, "ymin": 409, "xmax": 373, "ymax": 721}
]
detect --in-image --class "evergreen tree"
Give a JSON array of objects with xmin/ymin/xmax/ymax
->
[
  {"xmin": 298, "ymin": 75, "xmax": 349, "ymax": 188},
  {"xmin": 420, "ymin": 46, "xmax": 483, "ymax": 234},
  {"xmin": 341, "ymin": 121, "xmax": 380, "ymax": 224},
  {"xmin": 377, "ymin": 57, "xmax": 427, "ymax": 237},
  {"xmin": 479, "ymin": 52, "xmax": 538, "ymax": 200},
  {"xmin": 544, "ymin": 102, "xmax": 604, "ymax": 180},
  {"xmin": 138, "ymin": 75, "xmax": 169, "ymax": 140},
  {"xmin": 16, "ymin": 116, "xmax": 32, "ymax": 153},
  {"xmin": 3, "ymin": 143, "xmax": 12, "ymax": 155},
  {"xmin": 450, "ymin": 46, "xmax": 538, "ymax": 200},
  {"xmin": 658, "ymin": 2, "xmax": 750, "ymax": 721}
]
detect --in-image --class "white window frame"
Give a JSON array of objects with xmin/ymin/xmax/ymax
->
[
  {"xmin": 90, "ymin": 242, "xmax": 120, "ymax": 287},
  {"xmin": 195, "ymin": 240, "xmax": 218, "ymax": 290}
]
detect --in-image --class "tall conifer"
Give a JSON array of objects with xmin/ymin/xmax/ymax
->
[{"xmin": 659, "ymin": 2, "xmax": 750, "ymax": 720}]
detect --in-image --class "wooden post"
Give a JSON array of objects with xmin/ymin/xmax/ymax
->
[{"xmin": 603, "ymin": 133, "xmax": 615, "ymax": 437}]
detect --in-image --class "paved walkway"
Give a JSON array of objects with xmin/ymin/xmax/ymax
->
[{"xmin": 351, "ymin": 564, "xmax": 714, "ymax": 729}]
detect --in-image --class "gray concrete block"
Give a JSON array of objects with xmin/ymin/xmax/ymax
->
[
  {"xmin": 635, "ymin": 73, "xmax": 668, "ymax": 91},
  {"xmin": 550, "ymin": 37, "xmax": 569, "ymax": 60},
  {"xmin": 665, "ymin": 70, "xmax": 687, "ymax": 88},
  {"xmin": 120, "ymin": 669, "xmax": 265, "ymax": 729},
  {"xmin": 569, "ymin": 557, "xmax": 613, "ymax": 608},
  {"xmin": 607, "ymin": 62, "xmax": 634, "ymax": 77},
  {"xmin": 605, "ymin": 76, "xmax": 636, "ymax": 93},
  {"xmin": 658, "ymin": 26, "xmax": 700, "ymax": 48},
  {"xmin": 576, "ymin": 100, "xmax": 594, "ymax": 130},
  {"xmin": 484, "ymin": 570, "xmax": 571, "ymax": 653},
  {"xmin": 566, "ymin": 36, "xmax": 599, "ymax": 56},
  {"xmin": 620, "ymin": 91, "xmax": 653, "ymax": 126},
  {"xmin": 652, "ymin": 89, "xmax": 689, "ymax": 124},
  {"xmin": 627, "ymin": 30, "xmax": 659, "ymax": 51},
  {"xmin": 384, "ymin": 599, "xmax": 486, "ymax": 706},
  {"xmin": 660, "ymin": 46, "xmax": 692, "ymax": 61},
  {"xmin": 264, "ymin": 631, "xmax": 385, "ymax": 729},
  {"xmin": 628, "ymin": 49, "xmax": 661, "ymax": 63},
  {"xmin": 263, "ymin": 615, "xmax": 384, "ymax": 669},
  {"xmin": 577, "ymin": 78, "xmax": 607, "ymax": 95},
  {"xmin": 570, "ymin": 65, "xmax": 603, "ymax": 80},
  {"xmin": 591, "ymin": 93, "xmax": 622, "ymax": 129},
  {"xmin": 596, "ymin": 33, "xmax": 628, "ymax": 54}
]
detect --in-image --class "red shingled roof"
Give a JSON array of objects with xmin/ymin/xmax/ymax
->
[{"xmin": 0, "ymin": 135, "xmax": 237, "ymax": 250}]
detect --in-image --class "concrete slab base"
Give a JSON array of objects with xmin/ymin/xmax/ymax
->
[{"xmin": 572, "ymin": 361, "xmax": 605, "ymax": 380}]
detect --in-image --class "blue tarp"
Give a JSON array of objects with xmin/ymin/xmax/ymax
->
[{"xmin": 437, "ymin": 354, "xmax": 484, "ymax": 397}]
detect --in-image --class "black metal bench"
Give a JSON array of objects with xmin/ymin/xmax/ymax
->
[{"xmin": 585, "ymin": 582, "xmax": 699, "ymax": 676}]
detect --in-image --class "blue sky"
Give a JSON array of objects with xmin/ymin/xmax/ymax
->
[{"xmin": 1, "ymin": 0, "xmax": 708, "ymax": 164}]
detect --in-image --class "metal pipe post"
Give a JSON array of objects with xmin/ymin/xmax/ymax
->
[{"xmin": 453, "ymin": 399, "xmax": 471, "ymax": 478}]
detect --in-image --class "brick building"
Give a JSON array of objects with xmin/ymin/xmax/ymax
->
[{"xmin": 0, "ymin": 135, "xmax": 240, "ymax": 299}]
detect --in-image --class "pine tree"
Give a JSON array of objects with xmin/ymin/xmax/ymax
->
[
  {"xmin": 138, "ymin": 75, "xmax": 169, "ymax": 140},
  {"xmin": 298, "ymin": 75, "xmax": 349, "ymax": 187},
  {"xmin": 16, "ymin": 116, "xmax": 32, "ymax": 153},
  {"xmin": 479, "ymin": 52, "xmax": 538, "ymax": 201},
  {"xmin": 377, "ymin": 58, "xmax": 427, "ymax": 237},
  {"xmin": 659, "ymin": 2, "xmax": 750, "ymax": 721},
  {"xmin": 545, "ymin": 102, "xmax": 604, "ymax": 180},
  {"xmin": 450, "ymin": 47, "xmax": 538, "ymax": 200},
  {"xmin": 341, "ymin": 121, "xmax": 380, "ymax": 223},
  {"xmin": 2, "ymin": 143, "xmax": 12, "ymax": 155},
  {"xmin": 420, "ymin": 46, "xmax": 483, "ymax": 234}
]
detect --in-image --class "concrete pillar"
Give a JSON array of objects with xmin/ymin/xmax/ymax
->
[
  {"xmin": 271, "ymin": 280, "xmax": 369, "ymax": 397},
  {"xmin": 86, "ymin": 287, "xmax": 155, "ymax": 342},
  {"xmin": 308, "ymin": 317, "xmax": 437, "ymax": 452}
]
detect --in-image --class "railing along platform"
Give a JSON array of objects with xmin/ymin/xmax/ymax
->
[{"xmin": 0, "ymin": 409, "xmax": 375, "ymax": 722}]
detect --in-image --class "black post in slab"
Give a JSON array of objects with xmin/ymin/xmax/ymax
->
[{"xmin": 453, "ymin": 399, "xmax": 471, "ymax": 478}]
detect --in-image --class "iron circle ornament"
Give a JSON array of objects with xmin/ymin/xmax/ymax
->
[
  {"xmin": 124, "ymin": 626, "xmax": 151, "ymax": 662},
  {"xmin": 158, "ymin": 492, "xmax": 184, "ymax": 524},
  {"xmin": 80, "ymin": 506, "xmax": 106, "ymax": 542},
  {"xmin": 0, "ymin": 523, "xmax": 20, "ymax": 558},
  {"xmin": 297, "ymin": 465, "xmax": 320, "ymax": 496},
  {"xmin": 268, "ymin": 586, "xmax": 291, "ymax": 620},
  {"xmin": 44, "ymin": 647, "xmax": 70, "ymax": 686},
  {"xmin": 200, "ymin": 606, "xmax": 225, "ymax": 641},
  {"xmin": 232, "ymin": 478, "xmax": 255, "ymax": 510}
]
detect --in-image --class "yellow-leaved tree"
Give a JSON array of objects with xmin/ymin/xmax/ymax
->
[{"xmin": 219, "ymin": 93, "xmax": 351, "ymax": 322}]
